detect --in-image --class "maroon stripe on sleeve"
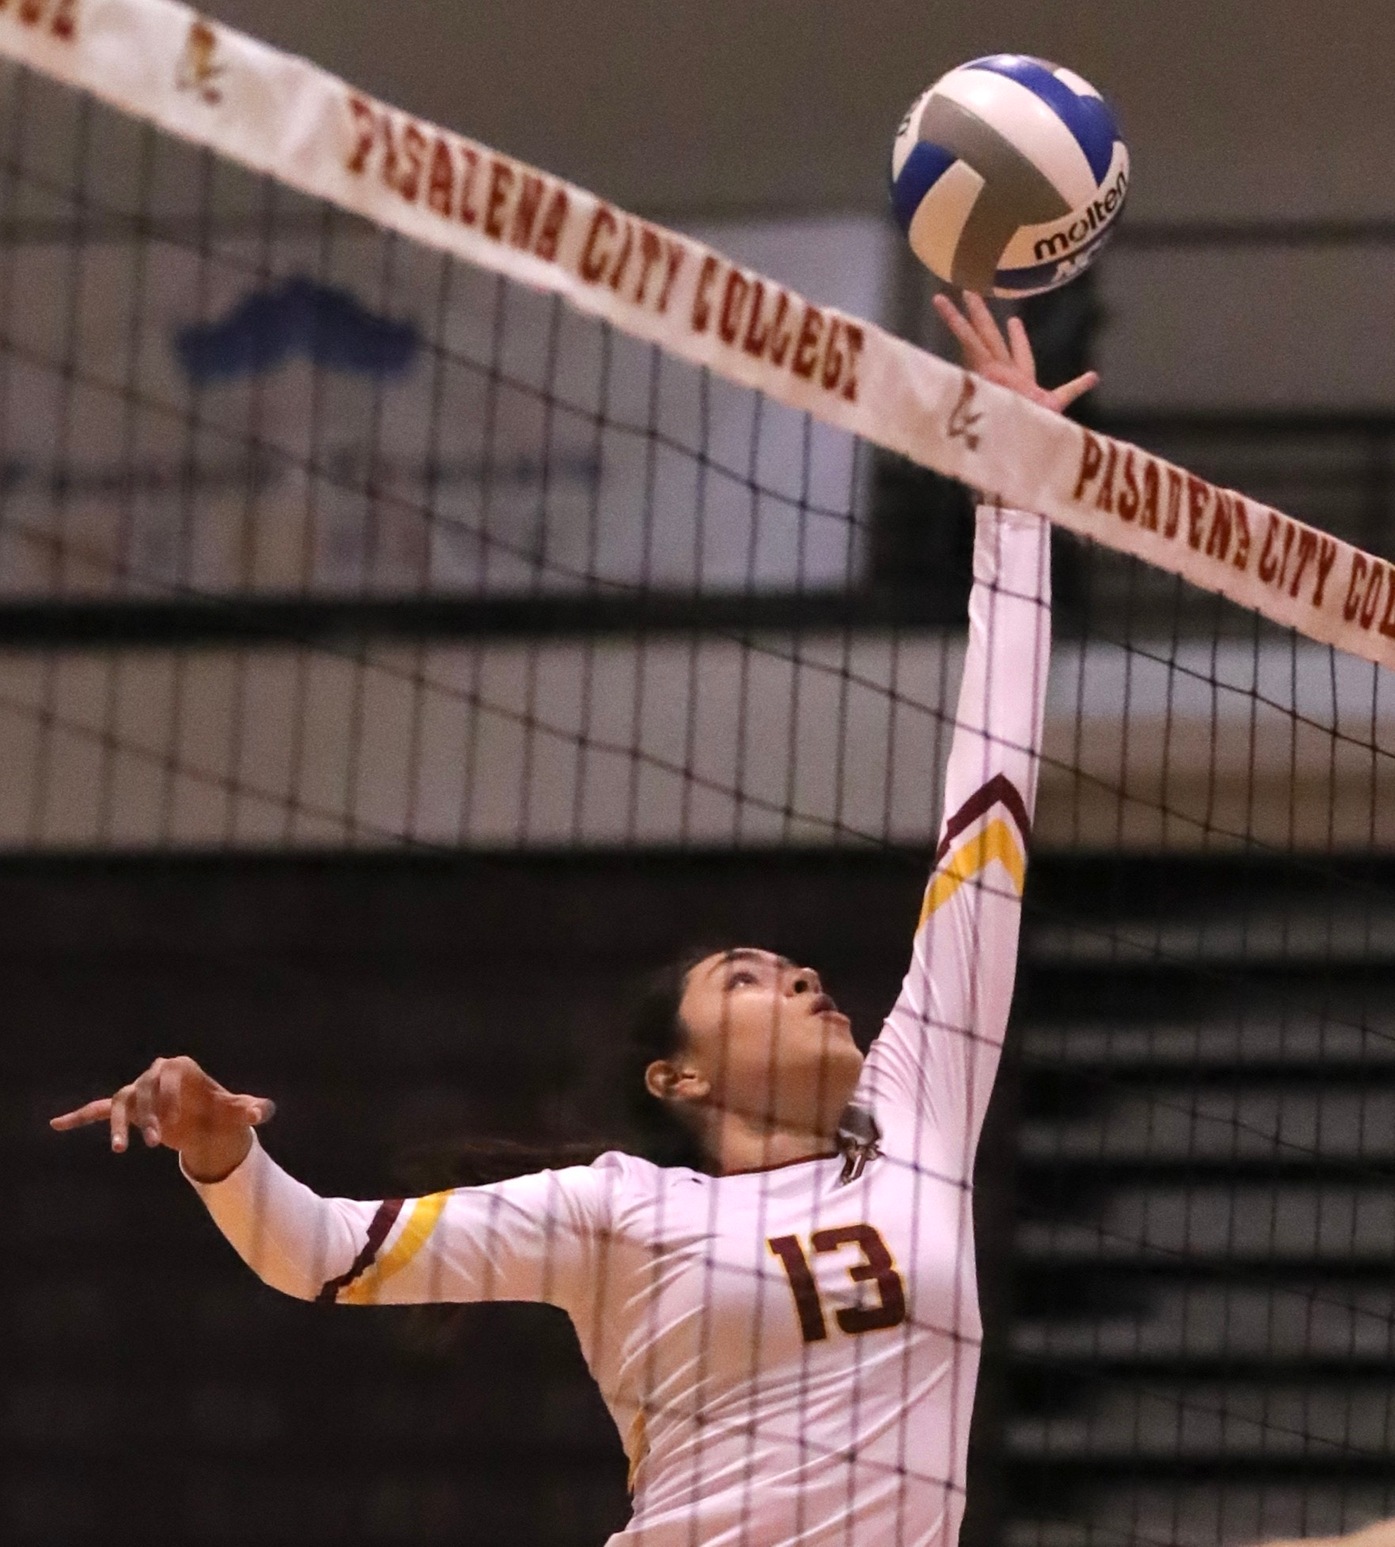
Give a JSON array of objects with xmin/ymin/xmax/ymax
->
[
  {"xmin": 935, "ymin": 773, "xmax": 1032, "ymax": 864},
  {"xmin": 316, "ymin": 1198, "xmax": 405, "ymax": 1305}
]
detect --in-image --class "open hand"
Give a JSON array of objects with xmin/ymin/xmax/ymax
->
[
  {"xmin": 934, "ymin": 290, "xmax": 1098, "ymax": 415},
  {"xmin": 51, "ymin": 1055, "xmax": 274, "ymax": 1182}
]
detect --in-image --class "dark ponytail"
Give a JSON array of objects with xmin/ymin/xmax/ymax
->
[{"xmin": 397, "ymin": 945, "xmax": 724, "ymax": 1193}]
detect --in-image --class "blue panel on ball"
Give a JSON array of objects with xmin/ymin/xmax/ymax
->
[
  {"xmin": 890, "ymin": 140, "xmax": 958, "ymax": 234},
  {"xmin": 963, "ymin": 54, "xmax": 1118, "ymax": 184}
]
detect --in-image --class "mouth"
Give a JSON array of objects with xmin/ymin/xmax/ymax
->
[{"xmin": 810, "ymin": 993, "xmax": 844, "ymax": 1019}]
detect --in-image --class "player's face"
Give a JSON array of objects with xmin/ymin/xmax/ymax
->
[{"xmin": 676, "ymin": 948, "xmax": 864, "ymax": 1139}]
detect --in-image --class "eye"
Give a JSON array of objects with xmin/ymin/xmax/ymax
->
[{"xmin": 726, "ymin": 969, "xmax": 756, "ymax": 990}]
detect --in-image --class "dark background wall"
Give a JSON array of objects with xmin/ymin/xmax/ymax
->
[{"xmin": 201, "ymin": 0, "xmax": 1395, "ymax": 226}]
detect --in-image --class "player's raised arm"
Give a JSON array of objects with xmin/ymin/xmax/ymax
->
[
  {"xmin": 51, "ymin": 1056, "xmax": 611, "ymax": 1312},
  {"xmin": 860, "ymin": 295, "xmax": 1093, "ymax": 1167}
]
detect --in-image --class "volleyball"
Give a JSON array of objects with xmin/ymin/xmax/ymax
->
[{"xmin": 890, "ymin": 54, "xmax": 1129, "ymax": 298}]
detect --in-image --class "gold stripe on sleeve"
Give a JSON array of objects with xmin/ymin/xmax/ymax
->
[
  {"xmin": 918, "ymin": 818, "xmax": 1026, "ymax": 928},
  {"xmin": 338, "ymin": 1191, "xmax": 451, "ymax": 1305},
  {"xmin": 626, "ymin": 1411, "xmax": 649, "ymax": 1494}
]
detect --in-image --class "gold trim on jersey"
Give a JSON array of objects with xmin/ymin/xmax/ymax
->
[
  {"xmin": 626, "ymin": 1410, "xmax": 649, "ymax": 1494},
  {"xmin": 918, "ymin": 817, "xmax": 1025, "ymax": 927},
  {"xmin": 338, "ymin": 1191, "xmax": 450, "ymax": 1304}
]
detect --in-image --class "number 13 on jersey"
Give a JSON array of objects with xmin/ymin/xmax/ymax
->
[{"xmin": 768, "ymin": 1225, "xmax": 907, "ymax": 1343}]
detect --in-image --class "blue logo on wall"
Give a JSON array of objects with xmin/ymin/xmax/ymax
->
[{"xmin": 175, "ymin": 275, "xmax": 420, "ymax": 385}]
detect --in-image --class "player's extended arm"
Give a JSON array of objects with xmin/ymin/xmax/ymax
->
[
  {"xmin": 862, "ymin": 499, "xmax": 1050, "ymax": 1152},
  {"xmin": 860, "ymin": 295, "xmax": 1090, "ymax": 1162},
  {"xmin": 51, "ymin": 1055, "xmax": 606, "ymax": 1309}
]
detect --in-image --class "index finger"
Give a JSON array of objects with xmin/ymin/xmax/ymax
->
[{"xmin": 50, "ymin": 1098, "xmax": 114, "ymax": 1132}]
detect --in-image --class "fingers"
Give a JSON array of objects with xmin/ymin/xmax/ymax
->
[
  {"xmin": 932, "ymin": 292, "xmax": 989, "ymax": 367},
  {"xmin": 962, "ymin": 292, "xmax": 1013, "ymax": 365},
  {"xmin": 156, "ymin": 1062, "xmax": 183, "ymax": 1145},
  {"xmin": 50, "ymin": 1097, "xmax": 114, "ymax": 1132},
  {"xmin": 50, "ymin": 1056, "xmax": 204, "ymax": 1153},
  {"xmin": 936, "ymin": 293, "xmax": 1047, "ymax": 389},
  {"xmin": 935, "ymin": 288, "xmax": 1100, "ymax": 416},
  {"xmin": 55, "ymin": 1085, "xmax": 137, "ymax": 1151},
  {"xmin": 110, "ymin": 1085, "xmax": 133, "ymax": 1153},
  {"xmin": 933, "ymin": 290, "xmax": 1013, "ymax": 368},
  {"xmin": 1048, "ymin": 370, "xmax": 1100, "ymax": 412},
  {"xmin": 1007, "ymin": 315, "xmax": 1036, "ymax": 378},
  {"xmin": 128, "ymin": 1065, "xmax": 162, "ymax": 1147},
  {"xmin": 216, "ymin": 1090, "xmax": 276, "ymax": 1128}
]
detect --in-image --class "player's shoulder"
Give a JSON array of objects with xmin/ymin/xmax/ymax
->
[
  {"xmin": 584, "ymin": 1148, "xmax": 711, "ymax": 1226},
  {"xmin": 587, "ymin": 1147, "xmax": 654, "ymax": 1182},
  {"xmin": 486, "ymin": 1149, "xmax": 676, "ymax": 1234},
  {"xmin": 586, "ymin": 1147, "xmax": 704, "ymax": 1194}
]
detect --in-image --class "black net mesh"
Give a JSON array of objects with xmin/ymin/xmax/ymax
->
[{"xmin": 8, "ymin": 50, "xmax": 1395, "ymax": 1547}]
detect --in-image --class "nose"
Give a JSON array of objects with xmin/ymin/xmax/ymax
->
[{"xmin": 787, "ymin": 966, "xmax": 821, "ymax": 998}]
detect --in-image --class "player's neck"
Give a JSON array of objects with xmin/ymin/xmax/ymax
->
[{"xmin": 706, "ymin": 1110, "xmax": 838, "ymax": 1176}]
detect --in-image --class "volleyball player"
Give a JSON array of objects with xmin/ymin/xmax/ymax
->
[{"xmin": 52, "ymin": 292, "xmax": 1094, "ymax": 1547}]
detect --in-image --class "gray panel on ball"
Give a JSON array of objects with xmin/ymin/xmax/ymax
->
[{"xmin": 920, "ymin": 95, "xmax": 1073, "ymax": 292}]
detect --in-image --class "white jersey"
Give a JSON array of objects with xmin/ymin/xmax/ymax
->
[{"xmin": 190, "ymin": 506, "xmax": 1052, "ymax": 1547}]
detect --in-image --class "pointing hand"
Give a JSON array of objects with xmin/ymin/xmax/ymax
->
[{"xmin": 52, "ymin": 1055, "xmax": 274, "ymax": 1183}]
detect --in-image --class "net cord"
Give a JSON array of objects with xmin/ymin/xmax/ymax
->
[{"xmin": 3, "ymin": 0, "xmax": 1393, "ymax": 671}]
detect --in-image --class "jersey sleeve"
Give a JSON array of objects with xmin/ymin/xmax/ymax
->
[
  {"xmin": 859, "ymin": 504, "xmax": 1051, "ymax": 1174},
  {"xmin": 186, "ymin": 1134, "xmax": 614, "ymax": 1320}
]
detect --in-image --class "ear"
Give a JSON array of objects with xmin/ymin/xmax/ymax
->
[{"xmin": 644, "ymin": 1058, "xmax": 710, "ymax": 1106}]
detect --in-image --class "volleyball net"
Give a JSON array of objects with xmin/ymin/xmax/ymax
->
[{"xmin": 10, "ymin": 3, "xmax": 1395, "ymax": 1547}]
